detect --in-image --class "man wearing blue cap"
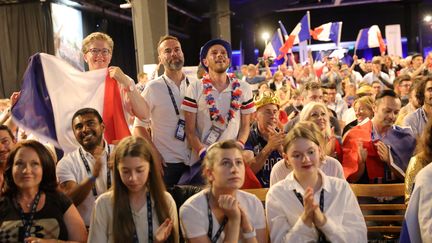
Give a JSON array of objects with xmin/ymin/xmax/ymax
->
[{"xmin": 181, "ymin": 39, "xmax": 255, "ymax": 171}]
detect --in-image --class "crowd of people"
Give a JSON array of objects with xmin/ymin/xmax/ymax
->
[{"xmin": 0, "ymin": 30, "xmax": 431, "ymax": 242}]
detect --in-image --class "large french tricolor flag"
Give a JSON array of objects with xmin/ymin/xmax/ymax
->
[
  {"xmin": 263, "ymin": 29, "xmax": 284, "ymax": 60},
  {"xmin": 12, "ymin": 53, "xmax": 131, "ymax": 153},
  {"xmin": 311, "ymin": 22, "xmax": 342, "ymax": 46},
  {"xmin": 279, "ymin": 12, "xmax": 311, "ymax": 55},
  {"xmin": 355, "ymin": 25, "xmax": 386, "ymax": 54}
]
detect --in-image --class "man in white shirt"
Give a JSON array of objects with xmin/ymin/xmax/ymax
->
[
  {"xmin": 133, "ymin": 35, "xmax": 191, "ymax": 186},
  {"xmin": 182, "ymin": 39, "xmax": 255, "ymax": 168},
  {"xmin": 324, "ymin": 82, "xmax": 348, "ymax": 121},
  {"xmin": 57, "ymin": 108, "xmax": 114, "ymax": 226},
  {"xmin": 362, "ymin": 59, "xmax": 392, "ymax": 89}
]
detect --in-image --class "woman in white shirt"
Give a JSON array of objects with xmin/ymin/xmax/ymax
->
[
  {"xmin": 88, "ymin": 136, "xmax": 179, "ymax": 243},
  {"xmin": 180, "ymin": 140, "xmax": 267, "ymax": 243},
  {"xmin": 266, "ymin": 123, "xmax": 366, "ymax": 242},
  {"xmin": 270, "ymin": 121, "xmax": 344, "ymax": 186}
]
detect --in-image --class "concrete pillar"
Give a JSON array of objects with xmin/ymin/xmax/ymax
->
[
  {"xmin": 131, "ymin": 0, "xmax": 168, "ymax": 73},
  {"xmin": 210, "ymin": 0, "xmax": 231, "ymax": 42}
]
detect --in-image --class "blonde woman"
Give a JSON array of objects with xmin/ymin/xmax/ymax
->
[
  {"xmin": 266, "ymin": 123, "xmax": 366, "ymax": 242},
  {"xmin": 180, "ymin": 140, "xmax": 266, "ymax": 243},
  {"xmin": 299, "ymin": 102, "xmax": 342, "ymax": 161},
  {"xmin": 89, "ymin": 136, "xmax": 179, "ymax": 243}
]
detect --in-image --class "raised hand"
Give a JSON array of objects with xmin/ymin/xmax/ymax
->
[
  {"xmin": 375, "ymin": 140, "xmax": 390, "ymax": 165},
  {"xmin": 301, "ymin": 187, "xmax": 318, "ymax": 227},
  {"xmin": 108, "ymin": 66, "xmax": 130, "ymax": 86},
  {"xmin": 92, "ymin": 145, "xmax": 104, "ymax": 178},
  {"xmin": 266, "ymin": 126, "xmax": 285, "ymax": 152},
  {"xmin": 218, "ymin": 194, "xmax": 241, "ymax": 220},
  {"xmin": 154, "ymin": 218, "xmax": 173, "ymax": 243}
]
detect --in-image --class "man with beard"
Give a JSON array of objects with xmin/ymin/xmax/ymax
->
[
  {"xmin": 404, "ymin": 75, "xmax": 432, "ymax": 137},
  {"xmin": 133, "ymin": 35, "xmax": 192, "ymax": 186},
  {"xmin": 243, "ymin": 92, "xmax": 284, "ymax": 187},
  {"xmin": 342, "ymin": 90, "xmax": 416, "ymax": 184},
  {"xmin": 181, "ymin": 39, "xmax": 255, "ymax": 181},
  {"xmin": 56, "ymin": 108, "xmax": 114, "ymax": 226}
]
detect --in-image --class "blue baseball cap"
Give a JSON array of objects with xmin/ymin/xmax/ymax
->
[{"xmin": 200, "ymin": 39, "xmax": 232, "ymax": 71}]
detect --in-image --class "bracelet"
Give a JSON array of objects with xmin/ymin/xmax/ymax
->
[
  {"xmin": 242, "ymin": 228, "xmax": 256, "ymax": 239},
  {"xmin": 198, "ymin": 147, "xmax": 207, "ymax": 160},
  {"xmin": 236, "ymin": 140, "xmax": 245, "ymax": 149}
]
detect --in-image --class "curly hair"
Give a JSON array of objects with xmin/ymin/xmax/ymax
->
[{"xmin": 414, "ymin": 75, "xmax": 432, "ymax": 106}]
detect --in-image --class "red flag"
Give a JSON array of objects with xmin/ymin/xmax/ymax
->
[{"xmin": 102, "ymin": 74, "xmax": 131, "ymax": 144}]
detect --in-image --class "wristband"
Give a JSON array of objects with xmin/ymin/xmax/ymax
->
[
  {"xmin": 89, "ymin": 175, "xmax": 97, "ymax": 183},
  {"xmin": 236, "ymin": 140, "xmax": 245, "ymax": 149},
  {"xmin": 242, "ymin": 228, "xmax": 256, "ymax": 239},
  {"xmin": 198, "ymin": 147, "xmax": 207, "ymax": 160}
]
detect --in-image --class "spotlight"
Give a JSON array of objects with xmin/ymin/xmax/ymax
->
[
  {"xmin": 261, "ymin": 32, "xmax": 270, "ymax": 42},
  {"xmin": 424, "ymin": 15, "xmax": 432, "ymax": 22}
]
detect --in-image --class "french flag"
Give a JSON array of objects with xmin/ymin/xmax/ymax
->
[
  {"xmin": 279, "ymin": 12, "xmax": 311, "ymax": 55},
  {"xmin": 311, "ymin": 22, "xmax": 342, "ymax": 46},
  {"xmin": 12, "ymin": 53, "xmax": 131, "ymax": 153},
  {"xmin": 355, "ymin": 25, "xmax": 386, "ymax": 54},
  {"xmin": 263, "ymin": 28, "xmax": 284, "ymax": 60}
]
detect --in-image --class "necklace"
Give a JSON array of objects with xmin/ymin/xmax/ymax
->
[{"xmin": 202, "ymin": 73, "xmax": 242, "ymax": 126}]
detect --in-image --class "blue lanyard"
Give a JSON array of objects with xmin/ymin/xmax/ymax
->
[
  {"xmin": 293, "ymin": 189, "xmax": 329, "ymax": 243},
  {"xmin": 13, "ymin": 190, "xmax": 42, "ymax": 241},
  {"xmin": 133, "ymin": 191, "xmax": 153, "ymax": 243},
  {"xmin": 206, "ymin": 192, "xmax": 228, "ymax": 243}
]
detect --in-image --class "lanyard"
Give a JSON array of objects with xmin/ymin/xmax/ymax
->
[
  {"xmin": 79, "ymin": 145, "xmax": 111, "ymax": 197},
  {"xmin": 206, "ymin": 192, "xmax": 228, "ymax": 243},
  {"xmin": 293, "ymin": 189, "xmax": 329, "ymax": 243},
  {"xmin": 162, "ymin": 76, "xmax": 189, "ymax": 117},
  {"xmin": 13, "ymin": 190, "xmax": 42, "ymax": 240},
  {"xmin": 133, "ymin": 191, "xmax": 153, "ymax": 243}
]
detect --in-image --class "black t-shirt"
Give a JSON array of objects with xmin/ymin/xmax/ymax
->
[{"xmin": 0, "ymin": 191, "xmax": 72, "ymax": 242}]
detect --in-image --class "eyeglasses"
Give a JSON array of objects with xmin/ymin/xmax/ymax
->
[{"xmin": 87, "ymin": 48, "xmax": 111, "ymax": 56}]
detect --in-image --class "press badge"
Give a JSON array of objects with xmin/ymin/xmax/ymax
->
[
  {"xmin": 203, "ymin": 125, "xmax": 223, "ymax": 146},
  {"xmin": 175, "ymin": 119, "xmax": 186, "ymax": 141}
]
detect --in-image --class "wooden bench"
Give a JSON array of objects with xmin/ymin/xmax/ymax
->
[{"xmin": 349, "ymin": 183, "xmax": 406, "ymax": 234}]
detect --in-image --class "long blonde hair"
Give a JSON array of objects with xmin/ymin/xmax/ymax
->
[{"xmin": 112, "ymin": 136, "xmax": 178, "ymax": 243}]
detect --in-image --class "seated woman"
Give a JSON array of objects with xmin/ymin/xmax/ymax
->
[
  {"xmin": 299, "ymin": 102, "xmax": 342, "ymax": 161},
  {"xmin": 266, "ymin": 123, "xmax": 366, "ymax": 242},
  {"xmin": 270, "ymin": 121, "xmax": 344, "ymax": 187},
  {"xmin": 342, "ymin": 96, "xmax": 374, "ymax": 137},
  {"xmin": 0, "ymin": 140, "xmax": 87, "ymax": 243},
  {"xmin": 180, "ymin": 140, "xmax": 267, "ymax": 242},
  {"xmin": 89, "ymin": 136, "xmax": 179, "ymax": 243},
  {"xmin": 405, "ymin": 118, "xmax": 432, "ymax": 204}
]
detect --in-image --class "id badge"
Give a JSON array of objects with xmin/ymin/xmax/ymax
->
[
  {"xmin": 175, "ymin": 119, "xmax": 186, "ymax": 141},
  {"xmin": 203, "ymin": 125, "xmax": 223, "ymax": 146}
]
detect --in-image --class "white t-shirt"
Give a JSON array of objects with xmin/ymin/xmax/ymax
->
[
  {"xmin": 56, "ymin": 142, "xmax": 114, "ymax": 225},
  {"xmin": 180, "ymin": 189, "xmax": 266, "ymax": 242},
  {"xmin": 88, "ymin": 190, "xmax": 178, "ymax": 243},
  {"xmin": 181, "ymin": 75, "xmax": 255, "ymax": 163},
  {"xmin": 133, "ymin": 74, "xmax": 191, "ymax": 164},
  {"xmin": 270, "ymin": 156, "xmax": 344, "ymax": 187},
  {"xmin": 266, "ymin": 170, "xmax": 367, "ymax": 242}
]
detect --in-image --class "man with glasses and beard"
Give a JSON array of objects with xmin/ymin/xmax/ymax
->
[
  {"xmin": 133, "ymin": 35, "xmax": 193, "ymax": 187},
  {"xmin": 56, "ymin": 108, "xmax": 114, "ymax": 227}
]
